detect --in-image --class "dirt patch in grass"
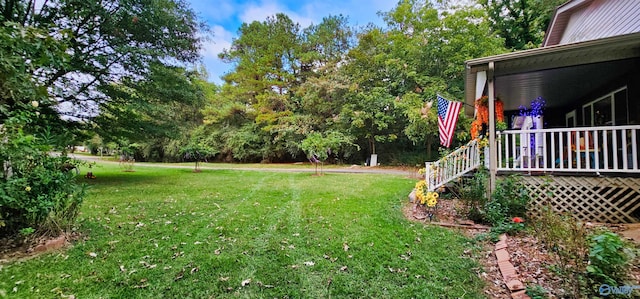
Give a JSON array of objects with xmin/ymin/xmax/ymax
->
[{"xmin": 0, "ymin": 232, "xmax": 78, "ymax": 263}]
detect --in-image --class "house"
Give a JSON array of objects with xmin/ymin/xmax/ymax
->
[{"xmin": 427, "ymin": 0, "xmax": 640, "ymax": 223}]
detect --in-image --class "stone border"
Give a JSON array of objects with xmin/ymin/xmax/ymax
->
[
  {"xmin": 32, "ymin": 235, "xmax": 67, "ymax": 253},
  {"xmin": 495, "ymin": 234, "xmax": 530, "ymax": 299}
]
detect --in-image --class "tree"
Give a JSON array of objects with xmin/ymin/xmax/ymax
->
[
  {"xmin": 0, "ymin": 23, "xmax": 84, "ymax": 237},
  {"xmin": 341, "ymin": 0, "xmax": 504, "ymax": 158},
  {"xmin": 207, "ymin": 14, "xmax": 355, "ymax": 162},
  {"xmin": 0, "ymin": 0, "xmax": 206, "ymax": 237},
  {"xmin": 301, "ymin": 131, "xmax": 357, "ymax": 175},
  {"xmin": 1, "ymin": 0, "xmax": 206, "ymax": 124},
  {"xmin": 180, "ymin": 141, "xmax": 217, "ymax": 172},
  {"xmin": 93, "ymin": 64, "xmax": 207, "ymax": 161},
  {"xmin": 479, "ymin": 0, "xmax": 566, "ymax": 50}
]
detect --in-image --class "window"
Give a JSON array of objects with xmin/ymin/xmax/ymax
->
[{"xmin": 582, "ymin": 86, "xmax": 628, "ymax": 126}]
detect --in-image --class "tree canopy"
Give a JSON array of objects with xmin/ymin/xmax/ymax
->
[
  {"xmin": 480, "ymin": 0, "xmax": 566, "ymax": 50},
  {"xmin": 1, "ymin": 0, "xmax": 207, "ymax": 139},
  {"xmin": 199, "ymin": 0, "xmax": 509, "ymax": 164},
  {"xmin": 1, "ymin": 0, "xmax": 562, "ymax": 165}
]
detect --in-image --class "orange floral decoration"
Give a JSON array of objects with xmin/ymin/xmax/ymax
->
[{"xmin": 471, "ymin": 96, "xmax": 504, "ymax": 140}]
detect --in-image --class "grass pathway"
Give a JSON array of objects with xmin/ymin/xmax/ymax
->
[{"xmin": 0, "ymin": 163, "xmax": 484, "ymax": 298}]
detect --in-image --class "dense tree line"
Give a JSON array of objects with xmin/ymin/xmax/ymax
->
[
  {"xmin": 1, "ymin": 0, "xmax": 564, "ymax": 166},
  {"xmin": 195, "ymin": 0, "xmax": 508, "ymax": 164},
  {"xmin": 94, "ymin": 0, "xmax": 562, "ymax": 165}
]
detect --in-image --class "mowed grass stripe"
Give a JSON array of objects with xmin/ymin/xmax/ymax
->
[{"xmin": 0, "ymin": 163, "xmax": 485, "ymax": 298}]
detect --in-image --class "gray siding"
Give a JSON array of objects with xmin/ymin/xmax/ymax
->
[{"xmin": 558, "ymin": 0, "xmax": 640, "ymax": 45}]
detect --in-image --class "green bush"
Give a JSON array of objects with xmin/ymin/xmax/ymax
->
[
  {"xmin": 490, "ymin": 220, "xmax": 526, "ymax": 236},
  {"xmin": 587, "ymin": 231, "xmax": 636, "ymax": 290},
  {"xmin": 485, "ymin": 175, "xmax": 529, "ymax": 226},
  {"xmin": 457, "ymin": 168, "xmax": 488, "ymax": 223},
  {"xmin": 0, "ymin": 116, "xmax": 85, "ymax": 237},
  {"xmin": 533, "ymin": 208, "xmax": 639, "ymax": 297}
]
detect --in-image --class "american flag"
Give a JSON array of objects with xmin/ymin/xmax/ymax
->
[{"xmin": 437, "ymin": 95, "xmax": 462, "ymax": 148}]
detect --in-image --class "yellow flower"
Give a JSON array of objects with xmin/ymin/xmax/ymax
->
[
  {"xmin": 414, "ymin": 181, "xmax": 439, "ymax": 207},
  {"xmin": 425, "ymin": 192, "xmax": 438, "ymax": 207},
  {"xmin": 25, "ymin": 186, "xmax": 31, "ymax": 192}
]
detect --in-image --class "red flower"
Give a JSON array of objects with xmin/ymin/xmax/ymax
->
[{"xmin": 512, "ymin": 217, "xmax": 524, "ymax": 223}]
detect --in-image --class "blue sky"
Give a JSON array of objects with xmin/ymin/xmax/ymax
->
[{"xmin": 185, "ymin": 0, "xmax": 397, "ymax": 85}]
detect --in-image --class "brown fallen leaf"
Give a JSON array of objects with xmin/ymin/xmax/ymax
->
[
  {"xmin": 241, "ymin": 278, "xmax": 251, "ymax": 286},
  {"xmin": 174, "ymin": 269, "xmax": 185, "ymax": 281}
]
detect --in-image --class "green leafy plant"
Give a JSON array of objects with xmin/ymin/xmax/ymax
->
[
  {"xmin": 301, "ymin": 131, "xmax": 358, "ymax": 175},
  {"xmin": 19, "ymin": 227, "xmax": 35, "ymax": 237},
  {"xmin": 0, "ymin": 113, "xmax": 86, "ymax": 238},
  {"xmin": 586, "ymin": 230, "xmax": 635, "ymax": 289},
  {"xmin": 457, "ymin": 168, "xmax": 488, "ymax": 222},
  {"xmin": 485, "ymin": 175, "xmax": 529, "ymax": 226},
  {"xmin": 526, "ymin": 285, "xmax": 549, "ymax": 299},
  {"xmin": 491, "ymin": 218, "xmax": 526, "ymax": 236}
]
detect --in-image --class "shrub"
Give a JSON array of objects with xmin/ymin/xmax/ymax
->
[
  {"xmin": 532, "ymin": 207, "xmax": 588, "ymax": 297},
  {"xmin": 586, "ymin": 230, "xmax": 636, "ymax": 291},
  {"xmin": 457, "ymin": 168, "xmax": 488, "ymax": 223},
  {"xmin": 0, "ymin": 115, "xmax": 85, "ymax": 238},
  {"xmin": 491, "ymin": 218, "xmax": 526, "ymax": 236},
  {"xmin": 533, "ymin": 208, "xmax": 638, "ymax": 297},
  {"xmin": 485, "ymin": 175, "xmax": 529, "ymax": 226}
]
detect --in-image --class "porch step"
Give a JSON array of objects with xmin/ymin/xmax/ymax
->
[{"xmin": 426, "ymin": 139, "xmax": 482, "ymax": 192}]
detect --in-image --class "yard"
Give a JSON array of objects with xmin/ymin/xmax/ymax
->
[{"xmin": 0, "ymin": 163, "xmax": 485, "ymax": 298}]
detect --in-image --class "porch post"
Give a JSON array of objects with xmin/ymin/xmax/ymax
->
[{"xmin": 488, "ymin": 62, "xmax": 497, "ymax": 195}]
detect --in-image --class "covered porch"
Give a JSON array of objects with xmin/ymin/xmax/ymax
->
[
  {"xmin": 464, "ymin": 32, "xmax": 640, "ymax": 182},
  {"xmin": 447, "ymin": 32, "xmax": 640, "ymax": 223}
]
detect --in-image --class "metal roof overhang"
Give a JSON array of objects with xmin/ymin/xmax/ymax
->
[{"xmin": 464, "ymin": 32, "xmax": 640, "ymax": 113}]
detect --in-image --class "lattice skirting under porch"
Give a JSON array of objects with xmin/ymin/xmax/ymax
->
[{"xmin": 512, "ymin": 176, "xmax": 640, "ymax": 223}]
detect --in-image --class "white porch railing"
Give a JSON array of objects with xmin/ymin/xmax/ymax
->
[
  {"xmin": 425, "ymin": 139, "xmax": 482, "ymax": 192},
  {"xmin": 497, "ymin": 125, "xmax": 640, "ymax": 173}
]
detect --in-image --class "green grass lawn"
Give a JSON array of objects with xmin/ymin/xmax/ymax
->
[{"xmin": 0, "ymin": 163, "xmax": 485, "ymax": 298}]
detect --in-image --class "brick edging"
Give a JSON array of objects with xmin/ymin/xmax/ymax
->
[{"xmin": 495, "ymin": 234, "xmax": 530, "ymax": 299}]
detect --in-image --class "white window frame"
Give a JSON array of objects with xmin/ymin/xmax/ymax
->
[{"xmin": 582, "ymin": 86, "xmax": 628, "ymax": 126}]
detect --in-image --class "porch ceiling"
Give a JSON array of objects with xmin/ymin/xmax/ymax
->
[
  {"xmin": 494, "ymin": 59, "xmax": 638, "ymax": 111},
  {"xmin": 465, "ymin": 32, "xmax": 640, "ymax": 112}
]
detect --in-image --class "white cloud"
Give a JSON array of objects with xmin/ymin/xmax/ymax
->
[
  {"xmin": 240, "ymin": 0, "xmax": 315, "ymax": 27},
  {"xmin": 200, "ymin": 25, "xmax": 235, "ymax": 84},
  {"xmin": 203, "ymin": 25, "xmax": 233, "ymax": 59},
  {"xmin": 191, "ymin": 0, "xmax": 236, "ymax": 23}
]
